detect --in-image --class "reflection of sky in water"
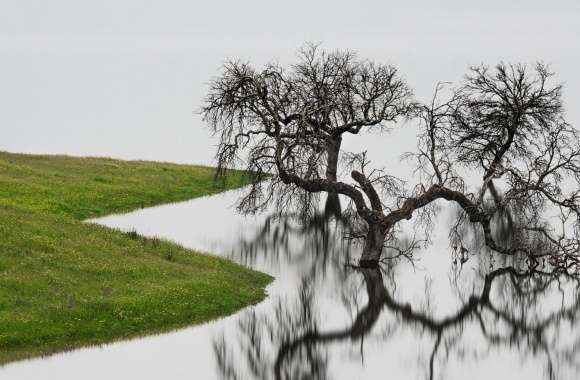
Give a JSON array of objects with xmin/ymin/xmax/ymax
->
[{"xmin": 2, "ymin": 188, "xmax": 579, "ymax": 379}]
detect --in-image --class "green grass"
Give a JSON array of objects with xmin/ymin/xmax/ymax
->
[{"xmin": 0, "ymin": 151, "xmax": 272, "ymax": 364}]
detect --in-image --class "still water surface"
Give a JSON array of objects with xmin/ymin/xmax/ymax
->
[{"xmin": 1, "ymin": 189, "xmax": 579, "ymax": 380}]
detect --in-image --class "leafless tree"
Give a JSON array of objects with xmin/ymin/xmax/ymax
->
[
  {"xmin": 202, "ymin": 44, "xmax": 413, "ymax": 218},
  {"xmin": 202, "ymin": 46, "xmax": 580, "ymax": 268}
]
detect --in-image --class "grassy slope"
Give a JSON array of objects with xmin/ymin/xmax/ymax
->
[{"xmin": 0, "ymin": 151, "xmax": 272, "ymax": 364}]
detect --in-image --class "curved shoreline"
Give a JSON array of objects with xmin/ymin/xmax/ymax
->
[{"xmin": 0, "ymin": 151, "xmax": 272, "ymax": 365}]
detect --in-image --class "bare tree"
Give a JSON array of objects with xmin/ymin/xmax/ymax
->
[
  {"xmin": 202, "ymin": 44, "xmax": 413, "ymax": 218},
  {"xmin": 203, "ymin": 46, "xmax": 580, "ymax": 268},
  {"xmin": 437, "ymin": 63, "xmax": 580, "ymax": 267}
]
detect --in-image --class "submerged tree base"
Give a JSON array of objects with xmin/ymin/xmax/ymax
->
[{"xmin": 358, "ymin": 259, "xmax": 380, "ymax": 268}]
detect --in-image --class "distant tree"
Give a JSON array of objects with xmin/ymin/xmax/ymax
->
[{"xmin": 203, "ymin": 46, "xmax": 580, "ymax": 268}]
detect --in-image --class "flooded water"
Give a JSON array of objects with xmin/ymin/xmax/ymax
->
[{"xmin": 1, "ymin": 188, "xmax": 579, "ymax": 380}]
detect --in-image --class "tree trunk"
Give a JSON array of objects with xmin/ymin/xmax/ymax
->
[
  {"xmin": 324, "ymin": 135, "xmax": 342, "ymax": 217},
  {"xmin": 324, "ymin": 192, "xmax": 341, "ymax": 218},
  {"xmin": 487, "ymin": 179, "xmax": 514, "ymax": 228},
  {"xmin": 359, "ymin": 223, "xmax": 387, "ymax": 267}
]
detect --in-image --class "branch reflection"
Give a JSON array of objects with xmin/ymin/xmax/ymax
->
[{"xmin": 214, "ymin": 212, "xmax": 580, "ymax": 380}]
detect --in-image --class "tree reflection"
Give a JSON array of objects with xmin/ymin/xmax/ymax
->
[
  {"xmin": 212, "ymin": 208, "xmax": 580, "ymax": 380},
  {"xmin": 209, "ymin": 200, "xmax": 580, "ymax": 379},
  {"xmin": 229, "ymin": 210, "xmax": 355, "ymax": 283},
  {"xmin": 215, "ymin": 263, "xmax": 580, "ymax": 380}
]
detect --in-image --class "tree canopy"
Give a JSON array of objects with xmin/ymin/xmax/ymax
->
[{"xmin": 202, "ymin": 45, "xmax": 580, "ymax": 269}]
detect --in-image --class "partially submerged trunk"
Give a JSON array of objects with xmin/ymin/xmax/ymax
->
[
  {"xmin": 324, "ymin": 135, "xmax": 342, "ymax": 217},
  {"xmin": 487, "ymin": 179, "xmax": 514, "ymax": 229},
  {"xmin": 324, "ymin": 192, "xmax": 341, "ymax": 218},
  {"xmin": 359, "ymin": 223, "xmax": 387, "ymax": 268}
]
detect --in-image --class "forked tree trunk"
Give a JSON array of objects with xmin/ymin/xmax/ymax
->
[
  {"xmin": 324, "ymin": 135, "xmax": 342, "ymax": 217},
  {"xmin": 359, "ymin": 223, "xmax": 387, "ymax": 267}
]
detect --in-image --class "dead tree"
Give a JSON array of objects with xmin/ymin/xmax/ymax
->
[
  {"xmin": 203, "ymin": 46, "xmax": 580, "ymax": 268},
  {"xmin": 202, "ymin": 44, "xmax": 413, "ymax": 218}
]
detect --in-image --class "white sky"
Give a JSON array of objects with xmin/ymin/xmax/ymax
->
[{"xmin": 1, "ymin": 0, "xmax": 579, "ymax": 166}]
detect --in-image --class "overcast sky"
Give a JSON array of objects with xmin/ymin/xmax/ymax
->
[{"xmin": 1, "ymin": 0, "xmax": 579, "ymax": 166}]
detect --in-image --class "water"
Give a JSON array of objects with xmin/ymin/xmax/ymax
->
[{"xmin": 1, "ymin": 188, "xmax": 579, "ymax": 380}]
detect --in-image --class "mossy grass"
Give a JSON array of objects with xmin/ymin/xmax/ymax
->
[{"xmin": 0, "ymin": 151, "xmax": 272, "ymax": 364}]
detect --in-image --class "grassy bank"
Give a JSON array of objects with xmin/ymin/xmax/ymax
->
[{"xmin": 0, "ymin": 151, "xmax": 272, "ymax": 364}]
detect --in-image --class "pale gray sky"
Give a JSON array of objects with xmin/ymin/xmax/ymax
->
[{"xmin": 1, "ymin": 0, "xmax": 579, "ymax": 166}]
